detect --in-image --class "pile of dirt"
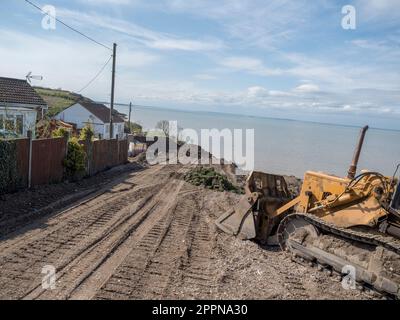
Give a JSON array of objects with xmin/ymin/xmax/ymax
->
[
  {"xmin": 184, "ymin": 166, "xmax": 243, "ymax": 194},
  {"xmin": 132, "ymin": 151, "xmax": 148, "ymax": 165}
]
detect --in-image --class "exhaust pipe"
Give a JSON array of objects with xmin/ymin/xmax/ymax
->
[{"xmin": 347, "ymin": 125, "xmax": 369, "ymax": 179}]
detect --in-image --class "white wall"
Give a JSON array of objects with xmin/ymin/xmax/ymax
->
[
  {"xmin": 55, "ymin": 103, "xmax": 104, "ymax": 137},
  {"xmin": 104, "ymin": 122, "xmax": 125, "ymax": 139},
  {"xmin": 56, "ymin": 103, "xmax": 124, "ymax": 139}
]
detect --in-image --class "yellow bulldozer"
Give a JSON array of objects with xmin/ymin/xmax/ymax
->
[{"xmin": 216, "ymin": 126, "xmax": 400, "ymax": 298}]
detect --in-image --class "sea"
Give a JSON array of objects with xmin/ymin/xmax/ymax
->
[{"xmin": 123, "ymin": 105, "xmax": 400, "ymax": 179}]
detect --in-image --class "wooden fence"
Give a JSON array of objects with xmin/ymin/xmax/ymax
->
[
  {"xmin": 0, "ymin": 136, "xmax": 128, "ymax": 194},
  {"xmin": 82, "ymin": 139, "xmax": 128, "ymax": 176}
]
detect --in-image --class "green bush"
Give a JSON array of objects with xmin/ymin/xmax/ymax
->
[
  {"xmin": 52, "ymin": 127, "xmax": 69, "ymax": 139},
  {"xmin": 125, "ymin": 122, "xmax": 143, "ymax": 134},
  {"xmin": 80, "ymin": 125, "xmax": 94, "ymax": 141},
  {"xmin": 183, "ymin": 166, "xmax": 242, "ymax": 194},
  {"xmin": 64, "ymin": 137, "xmax": 86, "ymax": 179},
  {"xmin": 0, "ymin": 140, "xmax": 18, "ymax": 194}
]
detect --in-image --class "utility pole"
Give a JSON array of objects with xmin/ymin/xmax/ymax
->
[
  {"xmin": 110, "ymin": 43, "xmax": 117, "ymax": 139},
  {"xmin": 128, "ymin": 102, "xmax": 132, "ymax": 134}
]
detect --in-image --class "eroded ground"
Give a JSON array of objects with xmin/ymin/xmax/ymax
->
[{"xmin": 0, "ymin": 163, "xmax": 369, "ymax": 300}]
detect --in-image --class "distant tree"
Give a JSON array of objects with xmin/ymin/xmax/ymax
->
[
  {"xmin": 125, "ymin": 121, "xmax": 143, "ymax": 134},
  {"xmin": 156, "ymin": 120, "xmax": 170, "ymax": 137}
]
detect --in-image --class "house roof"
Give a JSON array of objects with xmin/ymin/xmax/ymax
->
[
  {"xmin": 78, "ymin": 100, "xmax": 125, "ymax": 123},
  {"xmin": 0, "ymin": 77, "xmax": 47, "ymax": 106}
]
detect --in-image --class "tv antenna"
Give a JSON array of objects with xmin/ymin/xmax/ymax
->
[{"xmin": 26, "ymin": 72, "xmax": 43, "ymax": 83}]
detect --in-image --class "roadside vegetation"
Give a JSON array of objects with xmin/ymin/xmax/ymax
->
[
  {"xmin": 125, "ymin": 121, "xmax": 143, "ymax": 134},
  {"xmin": 183, "ymin": 166, "xmax": 243, "ymax": 194},
  {"xmin": 64, "ymin": 137, "xmax": 87, "ymax": 180},
  {"xmin": 0, "ymin": 140, "xmax": 18, "ymax": 194}
]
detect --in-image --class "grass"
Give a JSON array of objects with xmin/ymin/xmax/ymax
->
[{"xmin": 34, "ymin": 87, "xmax": 81, "ymax": 118}]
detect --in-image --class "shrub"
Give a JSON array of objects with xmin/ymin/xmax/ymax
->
[
  {"xmin": 0, "ymin": 140, "xmax": 18, "ymax": 194},
  {"xmin": 183, "ymin": 166, "xmax": 243, "ymax": 193},
  {"xmin": 52, "ymin": 127, "xmax": 69, "ymax": 139},
  {"xmin": 125, "ymin": 122, "xmax": 143, "ymax": 134},
  {"xmin": 64, "ymin": 137, "xmax": 86, "ymax": 179},
  {"xmin": 80, "ymin": 125, "xmax": 95, "ymax": 142}
]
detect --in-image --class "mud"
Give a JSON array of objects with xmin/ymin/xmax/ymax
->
[{"xmin": 0, "ymin": 163, "xmax": 370, "ymax": 300}]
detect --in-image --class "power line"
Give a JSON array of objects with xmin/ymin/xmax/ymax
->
[
  {"xmin": 24, "ymin": 0, "xmax": 112, "ymax": 51},
  {"xmin": 77, "ymin": 55, "xmax": 112, "ymax": 93}
]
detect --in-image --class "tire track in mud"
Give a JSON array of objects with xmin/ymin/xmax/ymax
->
[
  {"xmin": 31, "ymin": 180, "xmax": 186, "ymax": 300},
  {"xmin": 0, "ymin": 186, "xmax": 159, "ymax": 300},
  {"xmin": 165, "ymin": 196, "xmax": 219, "ymax": 299},
  {"xmin": 0, "ymin": 165, "xmax": 180, "ymax": 300},
  {"xmin": 94, "ymin": 187, "xmax": 220, "ymax": 300},
  {"xmin": 0, "ymin": 165, "xmax": 164, "ymax": 255}
]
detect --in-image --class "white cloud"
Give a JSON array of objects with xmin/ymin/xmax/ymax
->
[
  {"xmin": 77, "ymin": 0, "xmax": 133, "ymax": 5},
  {"xmin": 355, "ymin": 0, "xmax": 400, "ymax": 23},
  {"xmin": 294, "ymin": 84, "xmax": 320, "ymax": 93},
  {"xmin": 247, "ymin": 86, "xmax": 269, "ymax": 98},
  {"xmin": 219, "ymin": 56, "xmax": 282, "ymax": 76},
  {"xmin": 5, "ymin": 1, "xmax": 399, "ymax": 121},
  {"xmin": 117, "ymin": 51, "xmax": 160, "ymax": 68},
  {"xmin": 221, "ymin": 57, "xmax": 263, "ymax": 70},
  {"xmin": 57, "ymin": 8, "xmax": 225, "ymax": 52},
  {"xmin": 0, "ymin": 30, "xmax": 159, "ymax": 99},
  {"xmin": 161, "ymin": 0, "xmax": 315, "ymax": 49},
  {"xmin": 194, "ymin": 74, "xmax": 217, "ymax": 80}
]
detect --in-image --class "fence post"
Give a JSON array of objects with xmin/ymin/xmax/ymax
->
[
  {"xmin": 116, "ymin": 134, "xmax": 119, "ymax": 165},
  {"xmin": 27, "ymin": 130, "xmax": 32, "ymax": 189},
  {"xmin": 126, "ymin": 134, "xmax": 129, "ymax": 160},
  {"xmin": 63, "ymin": 133, "xmax": 69, "ymax": 179},
  {"xmin": 65, "ymin": 132, "xmax": 69, "ymax": 157},
  {"xmin": 87, "ymin": 137, "xmax": 93, "ymax": 176}
]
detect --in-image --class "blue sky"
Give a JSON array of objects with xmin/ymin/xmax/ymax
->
[{"xmin": 1, "ymin": 0, "xmax": 400, "ymax": 129}]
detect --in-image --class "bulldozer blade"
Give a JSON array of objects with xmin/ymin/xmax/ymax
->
[
  {"xmin": 215, "ymin": 171, "xmax": 292, "ymax": 241},
  {"xmin": 215, "ymin": 193, "xmax": 258, "ymax": 240}
]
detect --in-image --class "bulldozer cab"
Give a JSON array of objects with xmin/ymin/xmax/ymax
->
[{"xmin": 245, "ymin": 172, "xmax": 291, "ymax": 199}]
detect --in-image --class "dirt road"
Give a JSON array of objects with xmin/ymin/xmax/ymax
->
[{"xmin": 0, "ymin": 164, "xmax": 369, "ymax": 300}]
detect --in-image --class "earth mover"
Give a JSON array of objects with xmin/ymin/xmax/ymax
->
[{"xmin": 216, "ymin": 126, "xmax": 400, "ymax": 298}]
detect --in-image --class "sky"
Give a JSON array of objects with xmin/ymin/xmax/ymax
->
[{"xmin": 1, "ymin": 0, "xmax": 400, "ymax": 130}]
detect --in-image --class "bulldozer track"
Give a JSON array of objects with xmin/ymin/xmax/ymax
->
[
  {"xmin": 278, "ymin": 213, "xmax": 400, "ymax": 298},
  {"xmin": 279, "ymin": 213, "xmax": 400, "ymax": 257}
]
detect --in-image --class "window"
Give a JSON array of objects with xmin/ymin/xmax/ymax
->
[
  {"xmin": 5, "ymin": 116, "xmax": 14, "ymax": 131},
  {"xmin": 0, "ymin": 113, "xmax": 25, "ymax": 136}
]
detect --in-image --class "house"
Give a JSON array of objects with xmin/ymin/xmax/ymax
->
[
  {"xmin": 0, "ymin": 77, "xmax": 48, "ymax": 137},
  {"xmin": 55, "ymin": 100, "xmax": 125, "ymax": 139}
]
